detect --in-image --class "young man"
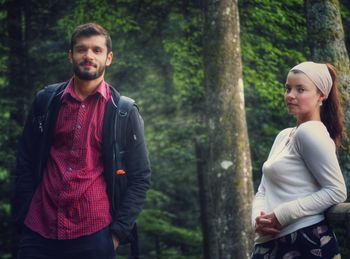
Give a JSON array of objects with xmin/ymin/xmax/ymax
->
[{"xmin": 13, "ymin": 23, "xmax": 151, "ymax": 259}]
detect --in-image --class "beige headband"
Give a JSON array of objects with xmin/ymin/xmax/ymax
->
[{"xmin": 290, "ymin": 61, "xmax": 332, "ymax": 99}]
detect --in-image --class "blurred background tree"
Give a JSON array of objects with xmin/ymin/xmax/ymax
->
[{"xmin": 200, "ymin": 0, "xmax": 254, "ymax": 258}]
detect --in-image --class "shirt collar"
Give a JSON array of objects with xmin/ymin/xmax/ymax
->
[{"xmin": 62, "ymin": 77, "xmax": 109, "ymax": 101}]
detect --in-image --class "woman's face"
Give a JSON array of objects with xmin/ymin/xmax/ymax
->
[{"xmin": 284, "ymin": 71, "xmax": 324, "ymax": 124}]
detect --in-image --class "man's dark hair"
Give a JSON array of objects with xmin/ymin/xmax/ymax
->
[{"xmin": 70, "ymin": 23, "xmax": 112, "ymax": 53}]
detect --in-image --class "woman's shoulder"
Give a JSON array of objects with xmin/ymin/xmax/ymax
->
[
  {"xmin": 275, "ymin": 127, "xmax": 294, "ymax": 141},
  {"xmin": 278, "ymin": 127, "xmax": 294, "ymax": 137},
  {"xmin": 294, "ymin": 121, "xmax": 334, "ymax": 150},
  {"xmin": 296, "ymin": 121, "xmax": 329, "ymax": 138},
  {"xmin": 271, "ymin": 127, "xmax": 294, "ymax": 147}
]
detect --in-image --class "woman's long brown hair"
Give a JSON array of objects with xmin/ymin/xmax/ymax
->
[{"xmin": 320, "ymin": 64, "xmax": 345, "ymax": 148}]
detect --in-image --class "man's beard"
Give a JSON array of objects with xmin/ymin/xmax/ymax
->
[{"xmin": 73, "ymin": 61, "xmax": 106, "ymax": 80}]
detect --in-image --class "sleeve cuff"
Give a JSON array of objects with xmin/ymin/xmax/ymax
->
[{"xmin": 273, "ymin": 200, "xmax": 300, "ymax": 227}]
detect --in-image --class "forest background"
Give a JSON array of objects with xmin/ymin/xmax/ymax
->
[{"xmin": 0, "ymin": 0, "xmax": 350, "ymax": 258}]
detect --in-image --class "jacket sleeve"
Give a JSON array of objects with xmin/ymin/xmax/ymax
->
[
  {"xmin": 110, "ymin": 106, "xmax": 151, "ymax": 243},
  {"xmin": 12, "ymin": 100, "xmax": 41, "ymax": 227}
]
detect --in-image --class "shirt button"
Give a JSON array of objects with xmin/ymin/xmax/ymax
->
[
  {"xmin": 82, "ymin": 104, "xmax": 86, "ymax": 108},
  {"xmin": 68, "ymin": 167, "xmax": 73, "ymax": 172},
  {"xmin": 76, "ymin": 124, "xmax": 81, "ymax": 129}
]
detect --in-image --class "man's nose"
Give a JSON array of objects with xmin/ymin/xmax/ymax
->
[{"xmin": 84, "ymin": 49, "xmax": 94, "ymax": 59}]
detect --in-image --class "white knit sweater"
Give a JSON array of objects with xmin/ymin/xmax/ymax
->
[{"xmin": 252, "ymin": 121, "xmax": 347, "ymax": 244}]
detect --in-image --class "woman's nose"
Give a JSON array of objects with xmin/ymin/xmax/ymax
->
[{"xmin": 285, "ymin": 90, "xmax": 295, "ymax": 100}]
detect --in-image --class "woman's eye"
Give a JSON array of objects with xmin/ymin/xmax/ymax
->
[{"xmin": 297, "ymin": 88, "xmax": 305, "ymax": 93}]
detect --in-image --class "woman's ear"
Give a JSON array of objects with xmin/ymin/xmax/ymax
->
[{"xmin": 319, "ymin": 93, "xmax": 326, "ymax": 106}]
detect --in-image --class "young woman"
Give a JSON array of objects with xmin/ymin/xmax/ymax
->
[{"xmin": 251, "ymin": 61, "xmax": 347, "ymax": 259}]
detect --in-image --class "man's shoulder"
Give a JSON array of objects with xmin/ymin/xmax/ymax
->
[
  {"xmin": 33, "ymin": 82, "xmax": 68, "ymax": 114},
  {"xmin": 118, "ymin": 96, "xmax": 136, "ymax": 113},
  {"xmin": 43, "ymin": 81, "xmax": 68, "ymax": 92},
  {"xmin": 105, "ymin": 84, "xmax": 137, "ymax": 112},
  {"xmin": 36, "ymin": 81, "xmax": 68, "ymax": 97}
]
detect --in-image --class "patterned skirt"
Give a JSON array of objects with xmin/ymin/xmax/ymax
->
[{"xmin": 250, "ymin": 220, "xmax": 340, "ymax": 259}]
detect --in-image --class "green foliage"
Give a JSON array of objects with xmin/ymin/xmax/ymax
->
[
  {"xmin": 163, "ymin": 10, "xmax": 204, "ymax": 106},
  {"xmin": 139, "ymin": 209, "xmax": 202, "ymax": 246},
  {"xmin": 139, "ymin": 210, "xmax": 202, "ymax": 246},
  {"xmin": 136, "ymin": 190, "xmax": 202, "ymax": 257},
  {"xmin": 0, "ymin": 2, "xmax": 14, "ymax": 256},
  {"xmin": 241, "ymin": 0, "xmax": 307, "ymax": 109},
  {"xmin": 57, "ymin": 0, "xmax": 140, "ymax": 38},
  {"xmin": 239, "ymin": 0, "xmax": 308, "ymax": 187}
]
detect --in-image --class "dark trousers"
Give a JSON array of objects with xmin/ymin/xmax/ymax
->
[{"xmin": 17, "ymin": 226, "xmax": 116, "ymax": 259}]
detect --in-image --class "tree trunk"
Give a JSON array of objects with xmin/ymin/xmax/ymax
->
[
  {"xmin": 305, "ymin": 0, "xmax": 350, "ymax": 190},
  {"xmin": 6, "ymin": 0, "xmax": 33, "ymax": 256},
  {"xmin": 6, "ymin": 0, "xmax": 32, "ymax": 126},
  {"xmin": 201, "ymin": 0, "xmax": 254, "ymax": 258}
]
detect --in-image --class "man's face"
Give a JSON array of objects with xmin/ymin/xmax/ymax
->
[{"xmin": 69, "ymin": 35, "xmax": 113, "ymax": 80}]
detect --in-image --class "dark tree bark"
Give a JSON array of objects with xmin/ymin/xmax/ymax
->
[
  {"xmin": 6, "ymin": 0, "xmax": 31, "ymax": 126},
  {"xmin": 305, "ymin": 0, "xmax": 350, "ymax": 189},
  {"xmin": 200, "ymin": 0, "xmax": 254, "ymax": 258},
  {"xmin": 5, "ymin": 0, "xmax": 32, "ymax": 256},
  {"xmin": 305, "ymin": 0, "xmax": 350, "ymax": 105}
]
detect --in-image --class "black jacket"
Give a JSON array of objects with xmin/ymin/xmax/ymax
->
[{"xmin": 13, "ymin": 82, "xmax": 151, "ymax": 244}]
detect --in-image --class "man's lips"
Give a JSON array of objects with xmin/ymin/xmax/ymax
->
[{"xmin": 80, "ymin": 62, "xmax": 97, "ymax": 68}]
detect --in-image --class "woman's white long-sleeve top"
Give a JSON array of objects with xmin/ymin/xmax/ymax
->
[{"xmin": 252, "ymin": 121, "xmax": 347, "ymax": 244}]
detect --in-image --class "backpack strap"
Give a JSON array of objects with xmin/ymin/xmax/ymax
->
[
  {"xmin": 115, "ymin": 96, "xmax": 141, "ymax": 259},
  {"xmin": 34, "ymin": 82, "xmax": 67, "ymax": 119},
  {"xmin": 115, "ymin": 96, "xmax": 136, "ymax": 172}
]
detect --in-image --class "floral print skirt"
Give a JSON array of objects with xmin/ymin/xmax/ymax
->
[{"xmin": 250, "ymin": 220, "xmax": 340, "ymax": 259}]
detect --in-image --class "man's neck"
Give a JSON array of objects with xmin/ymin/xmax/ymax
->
[{"xmin": 73, "ymin": 76, "xmax": 104, "ymax": 100}]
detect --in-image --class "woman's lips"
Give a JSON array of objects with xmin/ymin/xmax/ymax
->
[{"xmin": 287, "ymin": 103, "xmax": 297, "ymax": 108}]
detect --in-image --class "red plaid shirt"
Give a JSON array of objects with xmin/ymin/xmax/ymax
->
[{"xmin": 25, "ymin": 78, "xmax": 112, "ymax": 239}]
